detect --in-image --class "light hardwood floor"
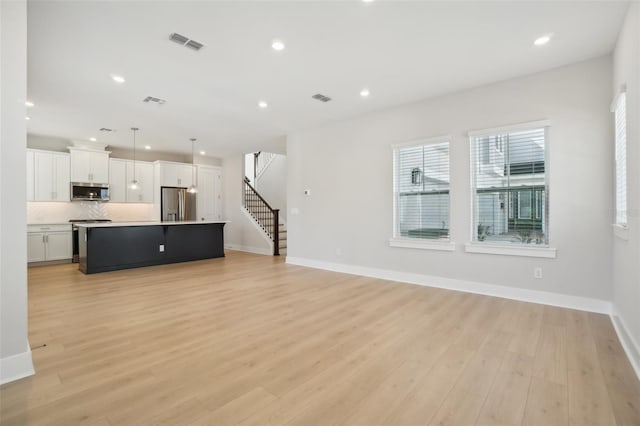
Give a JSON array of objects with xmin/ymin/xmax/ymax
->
[{"xmin": 1, "ymin": 250, "xmax": 639, "ymax": 425}]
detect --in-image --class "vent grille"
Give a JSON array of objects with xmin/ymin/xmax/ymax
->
[
  {"xmin": 143, "ymin": 96, "xmax": 167, "ymax": 105},
  {"xmin": 312, "ymin": 93, "xmax": 332, "ymax": 103},
  {"xmin": 99, "ymin": 128, "xmax": 113, "ymax": 132},
  {"xmin": 170, "ymin": 32, "xmax": 204, "ymax": 51}
]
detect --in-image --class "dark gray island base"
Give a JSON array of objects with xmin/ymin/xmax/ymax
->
[{"xmin": 78, "ymin": 222, "xmax": 225, "ymax": 274}]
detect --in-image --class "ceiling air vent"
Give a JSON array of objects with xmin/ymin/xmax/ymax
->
[
  {"xmin": 99, "ymin": 128, "xmax": 113, "ymax": 132},
  {"xmin": 143, "ymin": 96, "xmax": 167, "ymax": 105},
  {"xmin": 312, "ymin": 93, "xmax": 332, "ymax": 103},
  {"xmin": 170, "ymin": 32, "xmax": 204, "ymax": 51}
]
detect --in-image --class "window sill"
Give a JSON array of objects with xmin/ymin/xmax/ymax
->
[
  {"xmin": 389, "ymin": 238, "xmax": 455, "ymax": 252},
  {"xmin": 464, "ymin": 242, "xmax": 556, "ymax": 258},
  {"xmin": 613, "ymin": 224, "xmax": 629, "ymax": 241}
]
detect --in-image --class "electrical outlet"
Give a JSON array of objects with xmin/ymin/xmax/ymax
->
[
  {"xmin": 534, "ymin": 267, "xmax": 542, "ymax": 279},
  {"xmin": 159, "ymin": 244, "xmax": 165, "ymax": 253},
  {"xmin": 303, "ymin": 189, "xmax": 311, "ymax": 196}
]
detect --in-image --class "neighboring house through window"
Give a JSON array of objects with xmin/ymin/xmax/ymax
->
[
  {"xmin": 470, "ymin": 123, "xmax": 549, "ymax": 245},
  {"xmin": 393, "ymin": 138, "xmax": 450, "ymax": 240}
]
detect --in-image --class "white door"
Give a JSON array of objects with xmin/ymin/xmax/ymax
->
[
  {"xmin": 70, "ymin": 150, "xmax": 92, "ymax": 182},
  {"xmin": 53, "ymin": 153, "xmax": 70, "ymax": 201},
  {"xmin": 27, "ymin": 233, "xmax": 46, "ymax": 262},
  {"xmin": 91, "ymin": 152, "xmax": 110, "ymax": 183},
  {"xmin": 26, "ymin": 150, "xmax": 35, "ymax": 201},
  {"xmin": 34, "ymin": 152, "xmax": 53, "ymax": 201},
  {"xmin": 110, "ymin": 159, "xmax": 127, "ymax": 202},
  {"xmin": 46, "ymin": 231, "xmax": 72, "ymax": 260}
]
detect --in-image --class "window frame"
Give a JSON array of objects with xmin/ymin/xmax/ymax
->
[
  {"xmin": 466, "ymin": 120, "xmax": 556, "ymax": 258},
  {"xmin": 390, "ymin": 135, "xmax": 454, "ymax": 251},
  {"xmin": 612, "ymin": 89, "xmax": 628, "ymax": 231}
]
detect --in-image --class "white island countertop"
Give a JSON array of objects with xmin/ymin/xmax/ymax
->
[{"xmin": 76, "ymin": 220, "xmax": 228, "ymax": 228}]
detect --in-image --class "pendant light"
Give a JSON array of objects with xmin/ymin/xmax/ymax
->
[
  {"xmin": 129, "ymin": 127, "xmax": 139, "ymax": 190},
  {"xmin": 187, "ymin": 138, "xmax": 198, "ymax": 193}
]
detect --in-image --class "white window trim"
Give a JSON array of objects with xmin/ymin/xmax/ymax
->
[
  {"xmin": 464, "ymin": 242, "xmax": 556, "ymax": 258},
  {"xmin": 389, "ymin": 237, "xmax": 455, "ymax": 251},
  {"xmin": 391, "ymin": 135, "xmax": 452, "ymax": 244},
  {"xmin": 467, "ymin": 119, "xmax": 551, "ymax": 138},
  {"xmin": 468, "ymin": 120, "xmax": 552, "ymax": 252},
  {"xmin": 612, "ymin": 88, "xmax": 627, "ymax": 228},
  {"xmin": 613, "ymin": 224, "xmax": 629, "ymax": 241}
]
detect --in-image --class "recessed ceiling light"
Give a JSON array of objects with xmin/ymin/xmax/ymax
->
[
  {"xmin": 534, "ymin": 34, "xmax": 552, "ymax": 46},
  {"xmin": 360, "ymin": 88, "xmax": 370, "ymax": 97},
  {"xmin": 362, "ymin": 0, "xmax": 374, "ymax": 3},
  {"xmin": 144, "ymin": 145, "xmax": 151, "ymax": 150},
  {"xmin": 258, "ymin": 100, "xmax": 268, "ymax": 109},
  {"xmin": 200, "ymin": 151, "xmax": 206, "ymax": 155},
  {"xmin": 25, "ymin": 101, "xmax": 34, "ymax": 107},
  {"xmin": 25, "ymin": 116, "xmax": 31, "ymax": 120},
  {"xmin": 271, "ymin": 40, "xmax": 285, "ymax": 51},
  {"xmin": 111, "ymin": 74, "xmax": 126, "ymax": 83},
  {"xmin": 89, "ymin": 137, "xmax": 97, "ymax": 142}
]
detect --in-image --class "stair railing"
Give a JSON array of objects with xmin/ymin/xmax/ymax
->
[
  {"xmin": 243, "ymin": 177, "xmax": 280, "ymax": 256},
  {"xmin": 253, "ymin": 151, "xmax": 277, "ymax": 183}
]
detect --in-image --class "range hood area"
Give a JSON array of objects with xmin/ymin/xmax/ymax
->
[{"xmin": 71, "ymin": 182, "xmax": 110, "ymax": 202}]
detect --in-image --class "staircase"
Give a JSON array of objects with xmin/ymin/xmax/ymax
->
[{"xmin": 243, "ymin": 177, "xmax": 286, "ymax": 256}]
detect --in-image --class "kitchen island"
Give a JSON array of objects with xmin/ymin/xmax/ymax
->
[{"xmin": 77, "ymin": 221, "xmax": 226, "ymax": 274}]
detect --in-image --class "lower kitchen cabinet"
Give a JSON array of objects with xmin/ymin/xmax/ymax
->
[{"xmin": 27, "ymin": 224, "xmax": 72, "ymax": 263}]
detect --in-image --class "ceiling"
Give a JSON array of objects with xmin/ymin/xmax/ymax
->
[{"xmin": 26, "ymin": 1, "xmax": 628, "ymax": 157}]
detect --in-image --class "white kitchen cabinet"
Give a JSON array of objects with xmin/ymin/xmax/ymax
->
[
  {"xmin": 70, "ymin": 148, "xmax": 110, "ymax": 183},
  {"xmin": 109, "ymin": 159, "xmax": 127, "ymax": 202},
  {"xmin": 27, "ymin": 224, "xmax": 72, "ymax": 263},
  {"xmin": 156, "ymin": 161, "xmax": 194, "ymax": 188},
  {"xmin": 127, "ymin": 161, "xmax": 154, "ymax": 203},
  {"xmin": 27, "ymin": 150, "xmax": 34, "ymax": 201},
  {"xmin": 27, "ymin": 232, "xmax": 46, "ymax": 262},
  {"xmin": 110, "ymin": 159, "xmax": 154, "ymax": 203},
  {"xmin": 32, "ymin": 150, "xmax": 70, "ymax": 202},
  {"xmin": 196, "ymin": 166, "xmax": 223, "ymax": 221}
]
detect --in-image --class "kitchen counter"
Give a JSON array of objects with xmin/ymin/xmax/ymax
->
[
  {"xmin": 76, "ymin": 220, "xmax": 227, "ymax": 228},
  {"xmin": 78, "ymin": 221, "xmax": 226, "ymax": 274}
]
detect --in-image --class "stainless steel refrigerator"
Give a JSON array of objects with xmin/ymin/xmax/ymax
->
[{"xmin": 161, "ymin": 187, "xmax": 196, "ymax": 221}]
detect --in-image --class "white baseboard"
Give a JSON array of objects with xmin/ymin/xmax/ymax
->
[
  {"xmin": 0, "ymin": 348, "xmax": 34, "ymax": 385},
  {"xmin": 225, "ymin": 244, "xmax": 272, "ymax": 256},
  {"xmin": 610, "ymin": 306, "xmax": 640, "ymax": 380},
  {"xmin": 285, "ymin": 256, "xmax": 611, "ymax": 314}
]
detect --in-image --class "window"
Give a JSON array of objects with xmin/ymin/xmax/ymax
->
[
  {"xmin": 614, "ymin": 92, "xmax": 627, "ymax": 227},
  {"xmin": 393, "ymin": 139, "xmax": 450, "ymax": 241},
  {"xmin": 471, "ymin": 124, "xmax": 548, "ymax": 245}
]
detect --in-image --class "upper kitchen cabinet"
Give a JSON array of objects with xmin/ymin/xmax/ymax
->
[
  {"xmin": 69, "ymin": 148, "xmax": 110, "ymax": 183},
  {"xmin": 155, "ymin": 161, "xmax": 193, "ymax": 188},
  {"xmin": 30, "ymin": 149, "xmax": 70, "ymax": 202},
  {"xmin": 196, "ymin": 165, "xmax": 223, "ymax": 221},
  {"xmin": 27, "ymin": 150, "xmax": 34, "ymax": 201},
  {"xmin": 109, "ymin": 159, "xmax": 127, "ymax": 202},
  {"xmin": 109, "ymin": 158, "xmax": 154, "ymax": 203},
  {"xmin": 126, "ymin": 161, "xmax": 154, "ymax": 203}
]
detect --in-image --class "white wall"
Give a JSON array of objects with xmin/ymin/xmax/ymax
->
[
  {"xmin": 612, "ymin": 3, "xmax": 640, "ymax": 374},
  {"xmin": 222, "ymin": 155, "xmax": 272, "ymax": 255},
  {"xmin": 256, "ymin": 154, "xmax": 287, "ymax": 223},
  {"xmin": 287, "ymin": 56, "xmax": 613, "ymax": 303},
  {"xmin": 0, "ymin": 0, "xmax": 34, "ymax": 384}
]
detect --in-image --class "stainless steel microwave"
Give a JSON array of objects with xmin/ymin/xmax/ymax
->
[{"xmin": 71, "ymin": 182, "xmax": 110, "ymax": 202}]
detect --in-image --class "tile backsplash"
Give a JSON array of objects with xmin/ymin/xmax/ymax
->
[{"xmin": 27, "ymin": 202, "xmax": 155, "ymax": 223}]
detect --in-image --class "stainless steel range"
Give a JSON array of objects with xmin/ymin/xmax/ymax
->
[{"xmin": 69, "ymin": 219, "xmax": 112, "ymax": 263}]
